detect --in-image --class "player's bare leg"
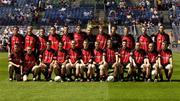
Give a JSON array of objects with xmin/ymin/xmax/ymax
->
[
  {"xmin": 32, "ymin": 65, "xmax": 40, "ymax": 81},
  {"xmin": 61, "ymin": 64, "xmax": 66, "ymax": 81},
  {"xmin": 8, "ymin": 64, "xmax": 14, "ymax": 81}
]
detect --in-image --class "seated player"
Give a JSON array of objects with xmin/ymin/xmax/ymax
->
[
  {"xmin": 23, "ymin": 46, "xmax": 39, "ymax": 81},
  {"xmin": 8, "ymin": 43, "xmax": 23, "ymax": 81},
  {"xmin": 80, "ymin": 40, "xmax": 95, "ymax": 82},
  {"xmin": 53, "ymin": 42, "xmax": 68, "ymax": 81},
  {"xmin": 117, "ymin": 40, "xmax": 132, "ymax": 81},
  {"xmin": 145, "ymin": 43, "xmax": 159, "ymax": 82},
  {"xmin": 158, "ymin": 41, "xmax": 173, "ymax": 82},
  {"xmin": 131, "ymin": 42, "xmax": 147, "ymax": 81},
  {"xmin": 66, "ymin": 40, "xmax": 81, "ymax": 82},
  {"xmin": 39, "ymin": 41, "xmax": 55, "ymax": 81},
  {"xmin": 104, "ymin": 39, "xmax": 119, "ymax": 81},
  {"xmin": 93, "ymin": 41, "xmax": 107, "ymax": 82}
]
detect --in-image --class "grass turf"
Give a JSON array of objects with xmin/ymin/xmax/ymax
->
[{"xmin": 0, "ymin": 52, "xmax": 180, "ymax": 101}]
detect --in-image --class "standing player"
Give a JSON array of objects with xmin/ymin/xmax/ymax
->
[
  {"xmin": 145, "ymin": 43, "xmax": 159, "ymax": 82},
  {"xmin": 117, "ymin": 40, "xmax": 132, "ymax": 81},
  {"xmin": 121, "ymin": 26, "xmax": 135, "ymax": 50},
  {"xmin": 53, "ymin": 42, "xmax": 68, "ymax": 81},
  {"xmin": 137, "ymin": 27, "xmax": 152, "ymax": 52},
  {"xmin": 86, "ymin": 27, "xmax": 96, "ymax": 50},
  {"xmin": 23, "ymin": 46, "xmax": 39, "ymax": 81},
  {"xmin": 38, "ymin": 27, "xmax": 48, "ymax": 53},
  {"xmin": 93, "ymin": 41, "xmax": 107, "ymax": 82},
  {"xmin": 156, "ymin": 25, "xmax": 170, "ymax": 52},
  {"xmin": 131, "ymin": 42, "xmax": 147, "ymax": 81},
  {"xmin": 96, "ymin": 25, "xmax": 109, "ymax": 50},
  {"xmin": 66, "ymin": 40, "xmax": 81, "ymax": 81},
  {"xmin": 61, "ymin": 25, "xmax": 73, "ymax": 51},
  {"xmin": 8, "ymin": 26, "xmax": 24, "ymax": 54},
  {"xmin": 39, "ymin": 41, "xmax": 55, "ymax": 81},
  {"xmin": 80, "ymin": 40, "xmax": 95, "ymax": 82},
  {"xmin": 73, "ymin": 25, "xmax": 86, "ymax": 49},
  {"xmin": 8, "ymin": 43, "xmax": 24, "ymax": 81},
  {"xmin": 158, "ymin": 41, "xmax": 173, "ymax": 81},
  {"xmin": 48, "ymin": 26, "xmax": 60, "ymax": 51}
]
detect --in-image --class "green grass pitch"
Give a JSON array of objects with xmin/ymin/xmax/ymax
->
[{"xmin": 0, "ymin": 52, "xmax": 180, "ymax": 101}]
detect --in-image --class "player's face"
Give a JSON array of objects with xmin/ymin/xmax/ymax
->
[
  {"xmin": 14, "ymin": 45, "xmax": 19, "ymax": 52},
  {"xmin": 27, "ymin": 47, "xmax": 32, "ymax": 54},
  {"xmin": 162, "ymin": 42, "xmax": 167, "ymax": 50},
  {"xmin": 59, "ymin": 43, "xmax": 63, "ymax": 50},
  {"xmin": 141, "ymin": 27, "xmax": 146, "ymax": 34},
  {"xmin": 50, "ymin": 27, "xmax": 56, "ymax": 35},
  {"xmin": 107, "ymin": 40, "xmax": 112, "ymax": 48},
  {"xmin": 99, "ymin": 26, "xmax": 103, "ymax": 34},
  {"xmin": 13, "ymin": 27, "xmax": 19, "ymax": 35},
  {"xmin": 83, "ymin": 41, "xmax": 89, "ymax": 49},
  {"xmin": 63, "ymin": 27, "xmax": 68, "ymax": 34},
  {"xmin": 159, "ymin": 26, "xmax": 164, "ymax": 33},
  {"xmin": 76, "ymin": 26, "xmax": 81, "ymax": 33},
  {"xmin": 71, "ymin": 41, "xmax": 76, "ymax": 49},
  {"xmin": 40, "ymin": 29, "xmax": 45, "ymax": 36},
  {"xmin": 111, "ymin": 27, "xmax": 116, "ymax": 34},
  {"xmin": 135, "ymin": 43, "xmax": 140, "ymax": 50},
  {"xmin": 27, "ymin": 26, "xmax": 33, "ymax": 34},
  {"xmin": 86, "ymin": 28, "xmax": 91, "ymax": 35},
  {"xmin": 148, "ymin": 43, "xmax": 154, "ymax": 51},
  {"xmin": 122, "ymin": 41, "xmax": 127, "ymax": 48},
  {"xmin": 124, "ymin": 27, "xmax": 129, "ymax": 35},
  {"xmin": 95, "ymin": 42, "xmax": 99, "ymax": 49},
  {"xmin": 46, "ymin": 42, "xmax": 51, "ymax": 50}
]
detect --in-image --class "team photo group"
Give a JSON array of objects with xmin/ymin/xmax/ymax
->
[{"xmin": 8, "ymin": 24, "xmax": 173, "ymax": 82}]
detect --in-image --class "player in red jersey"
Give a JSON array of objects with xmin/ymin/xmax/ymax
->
[
  {"xmin": 48, "ymin": 26, "xmax": 60, "ymax": 51},
  {"xmin": 117, "ymin": 40, "xmax": 132, "ymax": 81},
  {"xmin": 131, "ymin": 42, "xmax": 147, "ymax": 81},
  {"xmin": 53, "ymin": 42, "xmax": 68, "ymax": 81},
  {"xmin": 66, "ymin": 40, "xmax": 81, "ymax": 81},
  {"xmin": 8, "ymin": 26, "xmax": 24, "ymax": 54},
  {"xmin": 80, "ymin": 40, "xmax": 95, "ymax": 82},
  {"xmin": 96, "ymin": 25, "xmax": 108, "ymax": 50},
  {"xmin": 93, "ymin": 41, "xmax": 107, "ymax": 82},
  {"xmin": 158, "ymin": 41, "xmax": 173, "ymax": 81},
  {"xmin": 39, "ymin": 41, "xmax": 55, "ymax": 81},
  {"xmin": 108, "ymin": 25, "xmax": 121, "ymax": 49},
  {"xmin": 38, "ymin": 27, "xmax": 48, "ymax": 53},
  {"xmin": 61, "ymin": 25, "xmax": 73, "ymax": 51},
  {"xmin": 86, "ymin": 27, "xmax": 96, "ymax": 50},
  {"xmin": 156, "ymin": 25, "xmax": 170, "ymax": 52},
  {"xmin": 24, "ymin": 26, "xmax": 39, "ymax": 53},
  {"xmin": 73, "ymin": 25, "xmax": 86, "ymax": 49},
  {"xmin": 145, "ymin": 43, "xmax": 159, "ymax": 82},
  {"xmin": 121, "ymin": 26, "xmax": 135, "ymax": 50},
  {"xmin": 137, "ymin": 27, "xmax": 152, "ymax": 52},
  {"xmin": 8, "ymin": 43, "xmax": 24, "ymax": 81},
  {"xmin": 23, "ymin": 46, "xmax": 39, "ymax": 81}
]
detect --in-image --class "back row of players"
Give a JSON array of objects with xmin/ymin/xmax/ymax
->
[{"xmin": 8, "ymin": 25, "xmax": 173, "ymax": 82}]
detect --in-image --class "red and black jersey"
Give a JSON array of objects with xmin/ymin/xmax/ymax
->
[
  {"xmin": 38, "ymin": 35, "xmax": 48, "ymax": 52},
  {"xmin": 86, "ymin": 34, "xmax": 96, "ymax": 50},
  {"xmin": 93, "ymin": 49, "xmax": 104, "ymax": 63},
  {"xmin": 40, "ymin": 48, "xmax": 55, "ymax": 64},
  {"xmin": 122, "ymin": 34, "xmax": 135, "ymax": 50},
  {"xmin": 108, "ymin": 33, "xmax": 121, "ymax": 49},
  {"xmin": 9, "ymin": 52, "xmax": 24, "ymax": 65},
  {"xmin": 74, "ymin": 32, "xmax": 86, "ymax": 49},
  {"xmin": 61, "ymin": 33, "xmax": 73, "ymax": 51},
  {"xmin": 25, "ymin": 34, "xmax": 39, "ymax": 52},
  {"xmin": 137, "ymin": 34, "xmax": 152, "ymax": 52},
  {"xmin": 81, "ymin": 49, "xmax": 93, "ymax": 64},
  {"xmin": 156, "ymin": 33, "xmax": 170, "ymax": 52},
  {"xmin": 147, "ymin": 50, "xmax": 158, "ymax": 64},
  {"xmin": 24, "ymin": 53, "xmax": 37, "ymax": 68},
  {"xmin": 132, "ymin": 49, "xmax": 146, "ymax": 64},
  {"xmin": 55, "ymin": 49, "xmax": 67, "ymax": 64},
  {"xmin": 96, "ymin": 33, "xmax": 108, "ymax": 50},
  {"xmin": 68, "ymin": 48, "xmax": 81, "ymax": 64},
  {"xmin": 105, "ymin": 48, "xmax": 118, "ymax": 63},
  {"xmin": 118, "ymin": 48, "xmax": 131, "ymax": 64},
  {"xmin": 48, "ymin": 34, "xmax": 60, "ymax": 51},
  {"xmin": 9, "ymin": 34, "xmax": 24, "ymax": 52},
  {"xmin": 159, "ymin": 49, "xmax": 172, "ymax": 65}
]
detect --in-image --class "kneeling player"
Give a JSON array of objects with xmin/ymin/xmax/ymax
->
[
  {"xmin": 66, "ymin": 40, "xmax": 81, "ymax": 81},
  {"xmin": 8, "ymin": 43, "xmax": 23, "ymax": 81},
  {"xmin": 39, "ymin": 41, "xmax": 55, "ymax": 81},
  {"xmin": 80, "ymin": 40, "xmax": 95, "ymax": 82},
  {"xmin": 131, "ymin": 42, "xmax": 147, "ymax": 81},
  {"xmin": 145, "ymin": 43, "xmax": 159, "ymax": 82},
  {"xmin": 53, "ymin": 42, "xmax": 68, "ymax": 81},
  {"xmin": 117, "ymin": 40, "xmax": 132, "ymax": 81},
  {"xmin": 158, "ymin": 41, "xmax": 173, "ymax": 81},
  {"xmin": 23, "ymin": 46, "xmax": 39, "ymax": 81},
  {"xmin": 93, "ymin": 41, "xmax": 107, "ymax": 82}
]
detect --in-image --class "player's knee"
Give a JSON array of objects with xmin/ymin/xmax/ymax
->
[{"xmin": 165, "ymin": 64, "xmax": 173, "ymax": 70}]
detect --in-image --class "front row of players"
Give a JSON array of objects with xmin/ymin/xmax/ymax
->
[{"xmin": 8, "ymin": 40, "xmax": 173, "ymax": 82}]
